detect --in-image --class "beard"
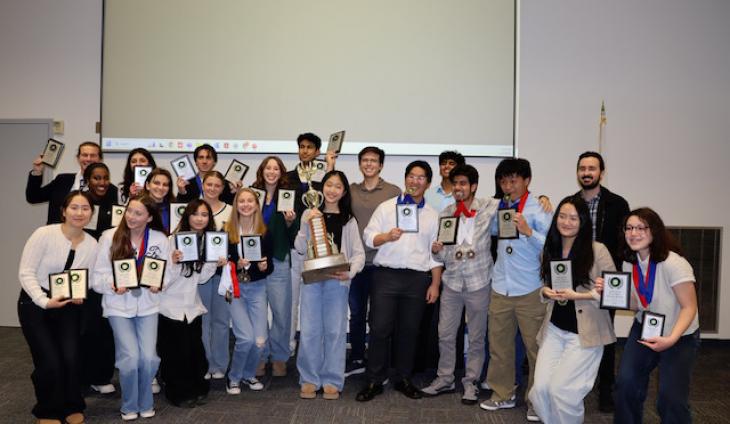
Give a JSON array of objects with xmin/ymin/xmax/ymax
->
[{"xmin": 579, "ymin": 178, "xmax": 600, "ymax": 190}]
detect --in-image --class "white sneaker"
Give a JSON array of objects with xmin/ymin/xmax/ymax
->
[
  {"xmin": 140, "ymin": 409, "xmax": 155, "ymax": 418},
  {"xmin": 211, "ymin": 371, "xmax": 226, "ymax": 379},
  {"xmin": 479, "ymin": 397, "xmax": 517, "ymax": 411},
  {"xmin": 204, "ymin": 372, "xmax": 212, "ymax": 380},
  {"xmin": 243, "ymin": 377, "xmax": 264, "ymax": 391},
  {"xmin": 526, "ymin": 405, "xmax": 541, "ymax": 422},
  {"xmin": 226, "ymin": 379, "xmax": 241, "ymax": 395},
  {"xmin": 91, "ymin": 383, "xmax": 116, "ymax": 394},
  {"xmin": 151, "ymin": 378, "xmax": 161, "ymax": 394},
  {"xmin": 121, "ymin": 412, "xmax": 139, "ymax": 421}
]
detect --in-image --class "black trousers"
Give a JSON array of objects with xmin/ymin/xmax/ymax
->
[
  {"xmin": 157, "ymin": 314, "xmax": 210, "ymax": 405},
  {"xmin": 366, "ymin": 267, "xmax": 429, "ymax": 383},
  {"xmin": 18, "ymin": 290, "xmax": 85, "ymax": 420},
  {"xmin": 79, "ymin": 290, "xmax": 115, "ymax": 386}
]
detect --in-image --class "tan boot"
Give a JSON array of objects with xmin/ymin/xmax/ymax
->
[
  {"xmin": 300, "ymin": 383, "xmax": 317, "ymax": 399},
  {"xmin": 256, "ymin": 361, "xmax": 266, "ymax": 377},
  {"xmin": 64, "ymin": 413, "xmax": 85, "ymax": 424},
  {"xmin": 272, "ymin": 360, "xmax": 287, "ymax": 377},
  {"xmin": 323, "ymin": 384, "xmax": 340, "ymax": 400}
]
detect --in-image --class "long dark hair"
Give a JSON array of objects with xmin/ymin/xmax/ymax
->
[
  {"xmin": 540, "ymin": 195, "xmax": 594, "ymax": 288},
  {"xmin": 176, "ymin": 199, "xmax": 216, "ymax": 277},
  {"xmin": 121, "ymin": 148, "xmax": 157, "ymax": 202},
  {"xmin": 60, "ymin": 190, "xmax": 95, "ymax": 222},
  {"xmin": 320, "ymin": 170, "xmax": 353, "ymax": 222},
  {"xmin": 617, "ymin": 207, "xmax": 682, "ymax": 264},
  {"xmin": 252, "ymin": 156, "xmax": 290, "ymax": 190},
  {"xmin": 110, "ymin": 195, "xmax": 166, "ymax": 260},
  {"xmin": 143, "ymin": 168, "xmax": 175, "ymax": 204}
]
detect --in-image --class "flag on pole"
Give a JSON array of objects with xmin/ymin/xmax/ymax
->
[{"xmin": 598, "ymin": 100, "xmax": 607, "ymax": 154}]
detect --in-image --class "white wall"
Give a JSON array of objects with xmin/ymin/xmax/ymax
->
[{"xmin": 2, "ymin": 0, "xmax": 729, "ymax": 338}]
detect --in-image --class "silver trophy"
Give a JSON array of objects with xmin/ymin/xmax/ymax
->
[{"xmin": 300, "ymin": 163, "xmax": 350, "ymax": 283}]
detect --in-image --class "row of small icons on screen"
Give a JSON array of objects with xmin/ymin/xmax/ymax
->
[{"xmin": 103, "ymin": 140, "xmax": 258, "ymax": 151}]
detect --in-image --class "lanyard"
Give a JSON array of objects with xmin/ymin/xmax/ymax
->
[
  {"xmin": 135, "ymin": 227, "xmax": 150, "ymax": 274},
  {"xmin": 454, "ymin": 200, "xmax": 476, "ymax": 218},
  {"xmin": 397, "ymin": 194, "xmax": 425, "ymax": 208},
  {"xmin": 499, "ymin": 191, "xmax": 529, "ymax": 213},
  {"xmin": 633, "ymin": 259, "xmax": 657, "ymax": 308}
]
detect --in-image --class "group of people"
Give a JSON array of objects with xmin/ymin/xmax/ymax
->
[{"xmin": 19, "ymin": 134, "xmax": 699, "ymax": 424}]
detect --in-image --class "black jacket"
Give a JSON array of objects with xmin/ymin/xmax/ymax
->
[
  {"xmin": 26, "ymin": 172, "xmax": 76, "ymax": 224},
  {"xmin": 575, "ymin": 185, "xmax": 630, "ymax": 269}
]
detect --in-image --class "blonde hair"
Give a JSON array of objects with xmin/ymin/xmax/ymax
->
[{"xmin": 225, "ymin": 188, "xmax": 267, "ymax": 241}]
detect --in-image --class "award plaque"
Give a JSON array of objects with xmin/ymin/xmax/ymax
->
[
  {"xmin": 437, "ymin": 216, "xmax": 458, "ymax": 245},
  {"xmin": 600, "ymin": 271, "xmax": 632, "ymax": 310},
  {"xmin": 205, "ymin": 231, "xmax": 228, "ymax": 262},
  {"xmin": 498, "ymin": 208, "xmax": 518, "ymax": 239},
  {"xmin": 241, "ymin": 235, "xmax": 263, "ymax": 261},
  {"xmin": 176, "ymin": 232, "xmax": 199, "ymax": 262},
  {"xmin": 299, "ymin": 164, "xmax": 350, "ymax": 284},
  {"xmin": 641, "ymin": 311, "xmax": 666, "ymax": 340},
  {"xmin": 327, "ymin": 130, "xmax": 345, "ymax": 153},
  {"xmin": 550, "ymin": 260, "xmax": 573, "ymax": 291},
  {"xmin": 49, "ymin": 271, "xmax": 71, "ymax": 300},
  {"xmin": 311, "ymin": 159, "xmax": 327, "ymax": 182},
  {"xmin": 170, "ymin": 155, "xmax": 197, "ymax": 181},
  {"xmin": 170, "ymin": 202, "xmax": 187, "ymax": 232},
  {"xmin": 249, "ymin": 187, "xmax": 266, "ymax": 210},
  {"xmin": 112, "ymin": 259, "xmax": 138, "ymax": 289},
  {"xmin": 277, "ymin": 189, "xmax": 296, "ymax": 212},
  {"xmin": 225, "ymin": 159, "xmax": 249, "ymax": 184},
  {"xmin": 68, "ymin": 269, "xmax": 88, "ymax": 300},
  {"xmin": 111, "ymin": 205, "xmax": 125, "ymax": 227},
  {"xmin": 134, "ymin": 166, "xmax": 153, "ymax": 187},
  {"xmin": 396, "ymin": 204, "xmax": 419, "ymax": 233},
  {"xmin": 41, "ymin": 138, "xmax": 64, "ymax": 168},
  {"xmin": 140, "ymin": 257, "xmax": 166, "ymax": 289}
]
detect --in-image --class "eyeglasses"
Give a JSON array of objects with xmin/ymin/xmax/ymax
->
[
  {"xmin": 406, "ymin": 174, "xmax": 427, "ymax": 182},
  {"xmin": 624, "ymin": 225, "xmax": 649, "ymax": 234}
]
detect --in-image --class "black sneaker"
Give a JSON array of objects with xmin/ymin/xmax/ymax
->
[{"xmin": 345, "ymin": 359, "xmax": 366, "ymax": 377}]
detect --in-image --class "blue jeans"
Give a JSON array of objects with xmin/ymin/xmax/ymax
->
[
  {"xmin": 614, "ymin": 320, "xmax": 700, "ymax": 424},
  {"xmin": 297, "ymin": 279, "xmax": 349, "ymax": 390},
  {"xmin": 228, "ymin": 279, "xmax": 268, "ymax": 382},
  {"xmin": 108, "ymin": 314, "xmax": 160, "ymax": 415},
  {"xmin": 348, "ymin": 264, "xmax": 374, "ymax": 361},
  {"xmin": 198, "ymin": 274, "xmax": 231, "ymax": 374},
  {"xmin": 262, "ymin": 257, "xmax": 292, "ymax": 362}
]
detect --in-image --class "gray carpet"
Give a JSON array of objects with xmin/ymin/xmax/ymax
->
[{"xmin": 1, "ymin": 327, "xmax": 728, "ymax": 423}]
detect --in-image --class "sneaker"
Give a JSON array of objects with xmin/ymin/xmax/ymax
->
[
  {"xmin": 479, "ymin": 397, "xmax": 516, "ymax": 411},
  {"xmin": 421, "ymin": 378, "xmax": 456, "ymax": 397},
  {"xmin": 243, "ymin": 377, "xmax": 264, "ymax": 391},
  {"xmin": 121, "ymin": 412, "xmax": 139, "ymax": 421},
  {"xmin": 526, "ymin": 405, "xmax": 541, "ymax": 422},
  {"xmin": 480, "ymin": 380, "xmax": 491, "ymax": 391},
  {"xmin": 151, "ymin": 378, "xmax": 161, "ymax": 394},
  {"xmin": 344, "ymin": 359, "xmax": 366, "ymax": 377},
  {"xmin": 140, "ymin": 409, "xmax": 155, "ymax": 418},
  {"xmin": 461, "ymin": 381, "xmax": 479, "ymax": 405},
  {"xmin": 211, "ymin": 371, "xmax": 226, "ymax": 380},
  {"xmin": 226, "ymin": 379, "xmax": 241, "ymax": 395},
  {"xmin": 90, "ymin": 383, "xmax": 116, "ymax": 394},
  {"xmin": 204, "ymin": 372, "xmax": 212, "ymax": 380}
]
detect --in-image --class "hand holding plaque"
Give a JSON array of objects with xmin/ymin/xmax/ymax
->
[
  {"xmin": 550, "ymin": 260, "xmax": 573, "ymax": 292},
  {"xmin": 241, "ymin": 235, "xmax": 263, "ymax": 262},
  {"xmin": 437, "ymin": 216, "xmax": 458, "ymax": 245},
  {"xmin": 176, "ymin": 232, "xmax": 200, "ymax": 262},
  {"xmin": 170, "ymin": 155, "xmax": 197, "ymax": 181},
  {"xmin": 41, "ymin": 138, "xmax": 65, "ymax": 168},
  {"xmin": 396, "ymin": 204, "xmax": 419, "ymax": 233},
  {"xmin": 205, "ymin": 231, "xmax": 228, "ymax": 262},
  {"xmin": 134, "ymin": 166, "xmax": 153, "ymax": 187},
  {"xmin": 498, "ymin": 208, "xmax": 518, "ymax": 239},
  {"xmin": 600, "ymin": 271, "xmax": 631, "ymax": 310},
  {"xmin": 49, "ymin": 272, "xmax": 71, "ymax": 300},
  {"xmin": 113, "ymin": 259, "xmax": 138, "ymax": 289},
  {"xmin": 327, "ymin": 130, "xmax": 345, "ymax": 153},
  {"xmin": 640, "ymin": 311, "xmax": 666, "ymax": 340}
]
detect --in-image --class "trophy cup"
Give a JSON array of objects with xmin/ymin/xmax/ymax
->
[{"xmin": 300, "ymin": 163, "xmax": 350, "ymax": 283}]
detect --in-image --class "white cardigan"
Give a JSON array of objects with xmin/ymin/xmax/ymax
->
[
  {"xmin": 18, "ymin": 224, "xmax": 98, "ymax": 309},
  {"xmin": 92, "ymin": 227, "xmax": 170, "ymax": 318},
  {"xmin": 159, "ymin": 235, "xmax": 217, "ymax": 321},
  {"xmin": 294, "ymin": 212, "xmax": 365, "ymax": 286}
]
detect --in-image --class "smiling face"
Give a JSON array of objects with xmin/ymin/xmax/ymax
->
[
  {"xmin": 451, "ymin": 175, "xmax": 476, "ymax": 203},
  {"xmin": 439, "ymin": 159, "xmax": 458, "ymax": 179},
  {"xmin": 404, "ymin": 166, "xmax": 430, "ymax": 198},
  {"xmin": 359, "ymin": 152, "xmax": 383, "ymax": 179},
  {"xmin": 88, "ymin": 167, "xmax": 110, "ymax": 198},
  {"xmin": 129, "ymin": 152, "xmax": 150, "ymax": 169},
  {"xmin": 77, "ymin": 145, "xmax": 101, "ymax": 172},
  {"xmin": 236, "ymin": 191, "xmax": 259, "ymax": 218},
  {"xmin": 624, "ymin": 215, "xmax": 653, "ymax": 256},
  {"xmin": 145, "ymin": 174, "xmax": 170, "ymax": 203},
  {"xmin": 124, "ymin": 199, "xmax": 152, "ymax": 231},
  {"xmin": 577, "ymin": 157, "xmax": 603, "ymax": 190},
  {"xmin": 189, "ymin": 204, "xmax": 210, "ymax": 232},
  {"xmin": 323, "ymin": 174, "xmax": 346, "ymax": 206},
  {"xmin": 202, "ymin": 175, "xmax": 224, "ymax": 200},
  {"xmin": 499, "ymin": 174, "xmax": 530, "ymax": 200},
  {"xmin": 263, "ymin": 158, "xmax": 282, "ymax": 186},
  {"xmin": 62, "ymin": 194, "xmax": 93, "ymax": 228},
  {"xmin": 556, "ymin": 202, "xmax": 580, "ymax": 239}
]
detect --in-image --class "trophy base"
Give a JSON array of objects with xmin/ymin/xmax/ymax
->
[{"xmin": 302, "ymin": 254, "xmax": 350, "ymax": 284}]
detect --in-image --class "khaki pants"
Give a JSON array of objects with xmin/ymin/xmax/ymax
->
[{"xmin": 486, "ymin": 288, "xmax": 546, "ymax": 402}]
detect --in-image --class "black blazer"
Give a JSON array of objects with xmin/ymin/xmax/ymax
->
[
  {"xmin": 176, "ymin": 175, "xmax": 235, "ymax": 204},
  {"xmin": 575, "ymin": 186, "xmax": 630, "ymax": 269},
  {"xmin": 84, "ymin": 184, "xmax": 120, "ymax": 240},
  {"xmin": 26, "ymin": 172, "xmax": 76, "ymax": 224}
]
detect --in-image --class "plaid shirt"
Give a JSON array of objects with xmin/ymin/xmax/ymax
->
[
  {"xmin": 435, "ymin": 197, "xmax": 499, "ymax": 292},
  {"xmin": 586, "ymin": 192, "xmax": 601, "ymax": 240}
]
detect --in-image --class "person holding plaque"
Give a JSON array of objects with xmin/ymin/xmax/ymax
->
[
  {"xmin": 527, "ymin": 196, "xmax": 616, "ymax": 423},
  {"xmin": 158, "ymin": 199, "xmax": 220, "ymax": 408},
  {"xmin": 252, "ymin": 156, "xmax": 299, "ymax": 377},
  {"xmin": 219, "ymin": 188, "xmax": 273, "ymax": 394},
  {"xmin": 420, "ymin": 165, "xmax": 499, "ymax": 405},
  {"xmin": 142, "ymin": 168, "xmax": 175, "ymax": 233},
  {"xmin": 357, "ymin": 161, "xmax": 442, "ymax": 402},
  {"xmin": 26, "ymin": 141, "xmax": 102, "ymax": 224},
  {"xmin": 18, "ymin": 191, "xmax": 97, "ymax": 424},
  {"xmin": 176, "ymin": 144, "xmax": 237, "ymax": 204},
  {"xmin": 118, "ymin": 148, "xmax": 157, "ymax": 204},
  {"xmin": 613, "ymin": 208, "xmax": 699, "ymax": 424},
  {"xmin": 92, "ymin": 195, "xmax": 169, "ymax": 420},
  {"xmin": 294, "ymin": 171, "xmax": 365, "ymax": 400},
  {"xmin": 79, "ymin": 162, "xmax": 118, "ymax": 395},
  {"xmin": 480, "ymin": 158, "xmax": 552, "ymax": 422},
  {"xmin": 195, "ymin": 170, "xmax": 233, "ymax": 381}
]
